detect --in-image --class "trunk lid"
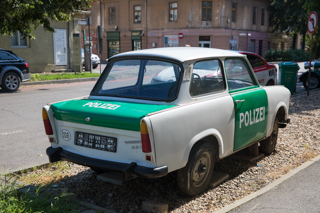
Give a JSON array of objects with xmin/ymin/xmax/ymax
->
[{"xmin": 51, "ymin": 98, "xmax": 177, "ymax": 131}]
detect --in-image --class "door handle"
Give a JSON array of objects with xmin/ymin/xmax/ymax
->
[{"xmin": 235, "ymin": 99, "xmax": 245, "ymax": 105}]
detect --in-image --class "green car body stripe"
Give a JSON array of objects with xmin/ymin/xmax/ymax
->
[{"xmin": 51, "ymin": 99, "xmax": 177, "ymax": 131}]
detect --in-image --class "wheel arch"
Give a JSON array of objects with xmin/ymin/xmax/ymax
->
[
  {"xmin": 267, "ymin": 103, "xmax": 288, "ymax": 137},
  {"xmin": 299, "ymin": 71, "xmax": 320, "ymax": 82},
  {"xmin": 0, "ymin": 66, "xmax": 23, "ymax": 84},
  {"xmin": 266, "ymin": 79, "xmax": 275, "ymax": 86},
  {"xmin": 182, "ymin": 129, "xmax": 223, "ymax": 167}
]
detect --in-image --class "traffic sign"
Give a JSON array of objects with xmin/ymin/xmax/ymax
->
[
  {"xmin": 78, "ymin": 20, "xmax": 87, "ymax": 25},
  {"xmin": 178, "ymin": 33, "xmax": 184, "ymax": 39},
  {"xmin": 308, "ymin": 11, "xmax": 318, "ymax": 34}
]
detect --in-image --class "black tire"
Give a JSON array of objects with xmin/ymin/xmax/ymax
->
[
  {"xmin": 93, "ymin": 64, "xmax": 98, "ymax": 69},
  {"xmin": 266, "ymin": 80, "xmax": 275, "ymax": 86},
  {"xmin": 303, "ymin": 73, "xmax": 320, "ymax": 90},
  {"xmin": 90, "ymin": 167, "xmax": 104, "ymax": 174},
  {"xmin": 2, "ymin": 72, "xmax": 20, "ymax": 92},
  {"xmin": 260, "ymin": 117, "xmax": 279, "ymax": 155},
  {"xmin": 177, "ymin": 142, "xmax": 215, "ymax": 196}
]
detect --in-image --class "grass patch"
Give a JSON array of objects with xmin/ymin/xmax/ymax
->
[
  {"xmin": 15, "ymin": 162, "xmax": 75, "ymax": 186},
  {"xmin": 0, "ymin": 175, "xmax": 79, "ymax": 213},
  {"xmin": 30, "ymin": 72, "xmax": 100, "ymax": 82}
]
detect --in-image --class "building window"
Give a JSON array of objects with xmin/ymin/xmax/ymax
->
[
  {"xmin": 11, "ymin": 31, "xmax": 28, "ymax": 47},
  {"xmin": 269, "ymin": 11, "xmax": 273, "ymax": 27},
  {"xmin": 169, "ymin": 2, "xmax": 178, "ymax": 22},
  {"xmin": 253, "ymin": 7, "xmax": 257, "ymax": 25},
  {"xmin": 231, "ymin": 3, "xmax": 237, "ymax": 23},
  {"xmin": 109, "ymin": 7, "xmax": 116, "ymax": 25},
  {"xmin": 134, "ymin": 5, "xmax": 141, "ymax": 23},
  {"xmin": 261, "ymin": 8, "xmax": 265, "ymax": 26},
  {"xmin": 202, "ymin": 1, "xmax": 212, "ymax": 21}
]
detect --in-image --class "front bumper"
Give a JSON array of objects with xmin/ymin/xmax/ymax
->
[{"xmin": 46, "ymin": 147, "xmax": 168, "ymax": 180}]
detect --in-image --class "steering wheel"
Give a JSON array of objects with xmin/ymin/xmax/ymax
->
[{"xmin": 192, "ymin": 73, "xmax": 203, "ymax": 87}]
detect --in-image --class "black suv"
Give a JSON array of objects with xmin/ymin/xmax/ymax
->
[{"xmin": 0, "ymin": 49, "xmax": 30, "ymax": 92}]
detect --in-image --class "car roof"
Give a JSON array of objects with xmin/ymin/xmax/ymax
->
[{"xmin": 110, "ymin": 47, "xmax": 245, "ymax": 62}]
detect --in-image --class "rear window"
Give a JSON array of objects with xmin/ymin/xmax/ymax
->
[{"xmin": 91, "ymin": 59, "xmax": 182, "ymax": 101}]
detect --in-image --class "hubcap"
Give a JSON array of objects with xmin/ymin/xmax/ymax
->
[
  {"xmin": 307, "ymin": 76, "xmax": 319, "ymax": 89},
  {"xmin": 192, "ymin": 152, "xmax": 211, "ymax": 187},
  {"xmin": 5, "ymin": 75, "xmax": 19, "ymax": 90}
]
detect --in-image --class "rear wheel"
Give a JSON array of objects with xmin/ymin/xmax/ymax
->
[
  {"xmin": 90, "ymin": 167, "xmax": 104, "ymax": 174},
  {"xmin": 303, "ymin": 73, "xmax": 320, "ymax": 90},
  {"xmin": 266, "ymin": 80, "xmax": 275, "ymax": 86},
  {"xmin": 260, "ymin": 117, "xmax": 279, "ymax": 155},
  {"xmin": 2, "ymin": 72, "xmax": 20, "ymax": 92},
  {"xmin": 177, "ymin": 142, "xmax": 215, "ymax": 196}
]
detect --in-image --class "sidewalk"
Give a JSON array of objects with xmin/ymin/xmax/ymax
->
[{"xmin": 218, "ymin": 155, "xmax": 320, "ymax": 213}]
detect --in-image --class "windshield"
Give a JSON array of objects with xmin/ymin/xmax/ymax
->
[{"xmin": 91, "ymin": 59, "xmax": 182, "ymax": 101}]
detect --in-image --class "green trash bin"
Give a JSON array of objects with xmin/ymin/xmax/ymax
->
[{"xmin": 278, "ymin": 62, "xmax": 299, "ymax": 94}]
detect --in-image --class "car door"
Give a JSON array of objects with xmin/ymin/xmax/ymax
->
[{"xmin": 225, "ymin": 58, "xmax": 268, "ymax": 151}]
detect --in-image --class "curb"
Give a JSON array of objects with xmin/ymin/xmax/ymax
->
[
  {"xmin": 215, "ymin": 154, "xmax": 320, "ymax": 213},
  {"xmin": 22, "ymin": 77, "xmax": 99, "ymax": 86}
]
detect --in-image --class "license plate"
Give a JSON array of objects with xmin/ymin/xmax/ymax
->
[{"xmin": 74, "ymin": 131, "xmax": 117, "ymax": 153}]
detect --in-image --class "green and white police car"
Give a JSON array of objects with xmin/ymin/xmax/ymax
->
[{"xmin": 42, "ymin": 47, "xmax": 290, "ymax": 196}]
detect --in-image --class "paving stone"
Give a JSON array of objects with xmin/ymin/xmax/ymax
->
[{"xmin": 142, "ymin": 200, "xmax": 168, "ymax": 213}]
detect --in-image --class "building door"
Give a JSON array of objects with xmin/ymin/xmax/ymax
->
[
  {"xmin": 199, "ymin": 36, "xmax": 211, "ymax": 48},
  {"xmin": 53, "ymin": 29, "xmax": 67, "ymax": 66},
  {"xmin": 131, "ymin": 31, "xmax": 142, "ymax": 50},
  {"xmin": 259, "ymin": 40, "xmax": 263, "ymax": 56},
  {"xmin": 107, "ymin": 32, "xmax": 120, "ymax": 58},
  {"xmin": 250, "ymin": 40, "xmax": 255, "ymax": 53}
]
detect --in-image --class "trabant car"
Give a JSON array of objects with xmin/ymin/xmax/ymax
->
[{"xmin": 43, "ymin": 47, "xmax": 290, "ymax": 196}]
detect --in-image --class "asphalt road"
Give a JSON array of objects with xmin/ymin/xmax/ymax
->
[{"xmin": 0, "ymin": 81, "xmax": 95, "ymax": 174}]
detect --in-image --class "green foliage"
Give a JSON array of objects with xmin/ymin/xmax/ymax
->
[
  {"xmin": 30, "ymin": 72, "xmax": 100, "ymax": 82},
  {"xmin": 270, "ymin": 0, "xmax": 308, "ymax": 35},
  {"xmin": 0, "ymin": 176, "xmax": 79, "ymax": 213},
  {"xmin": 0, "ymin": 0, "xmax": 92, "ymax": 39},
  {"xmin": 265, "ymin": 49, "xmax": 309, "ymax": 62}
]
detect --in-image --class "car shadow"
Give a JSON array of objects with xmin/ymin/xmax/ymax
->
[{"xmin": 11, "ymin": 154, "xmax": 266, "ymax": 213}]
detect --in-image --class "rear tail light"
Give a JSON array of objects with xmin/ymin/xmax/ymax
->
[
  {"xmin": 42, "ymin": 108, "xmax": 53, "ymax": 135},
  {"xmin": 140, "ymin": 121, "xmax": 152, "ymax": 153},
  {"xmin": 24, "ymin": 63, "xmax": 29, "ymax": 68}
]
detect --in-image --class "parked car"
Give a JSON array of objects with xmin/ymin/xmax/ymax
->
[
  {"xmin": 0, "ymin": 48, "xmax": 30, "ymax": 92},
  {"xmin": 299, "ymin": 60, "xmax": 320, "ymax": 90},
  {"xmin": 237, "ymin": 51, "xmax": 277, "ymax": 86},
  {"xmin": 43, "ymin": 47, "xmax": 290, "ymax": 196},
  {"xmin": 81, "ymin": 48, "xmax": 100, "ymax": 69},
  {"xmin": 304, "ymin": 60, "xmax": 320, "ymax": 71}
]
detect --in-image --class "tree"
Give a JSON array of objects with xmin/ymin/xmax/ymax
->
[
  {"xmin": 269, "ymin": 0, "xmax": 309, "ymax": 49},
  {"xmin": 304, "ymin": 0, "xmax": 320, "ymax": 58},
  {"xmin": 0, "ymin": 0, "xmax": 92, "ymax": 39}
]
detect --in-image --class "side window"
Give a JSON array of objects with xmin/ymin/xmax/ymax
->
[
  {"xmin": 190, "ymin": 59, "xmax": 224, "ymax": 96},
  {"xmin": 0, "ymin": 52, "xmax": 17, "ymax": 61},
  {"xmin": 225, "ymin": 58, "xmax": 256, "ymax": 91},
  {"xmin": 246, "ymin": 54, "xmax": 264, "ymax": 68}
]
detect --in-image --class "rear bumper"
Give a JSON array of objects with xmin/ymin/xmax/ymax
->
[{"xmin": 46, "ymin": 147, "xmax": 168, "ymax": 180}]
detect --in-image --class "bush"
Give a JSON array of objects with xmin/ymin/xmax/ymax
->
[{"xmin": 264, "ymin": 49, "xmax": 309, "ymax": 62}]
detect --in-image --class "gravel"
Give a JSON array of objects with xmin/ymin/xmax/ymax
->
[{"xmin": 28, "ymin": 90, "xmax": 320, "ymax": 212}]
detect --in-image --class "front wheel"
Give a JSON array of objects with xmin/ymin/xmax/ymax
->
[
  {"xmin": 303, "ymin": 74, "xmax": 320, "ymax": 90},
  {"xmin": 93, "ymin": 64, "xmax": 98, "ymax": 69},
  {"xmin": 260, "ymin": 117, "xmax": 279, "ymax": 155},
  {"xmin": 177, "ymin": 142, "xmax": 215, "ymax": 196},
  {"xmin": 2, "ymin": 72, "xmax": 20, "ymax": 92}
]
